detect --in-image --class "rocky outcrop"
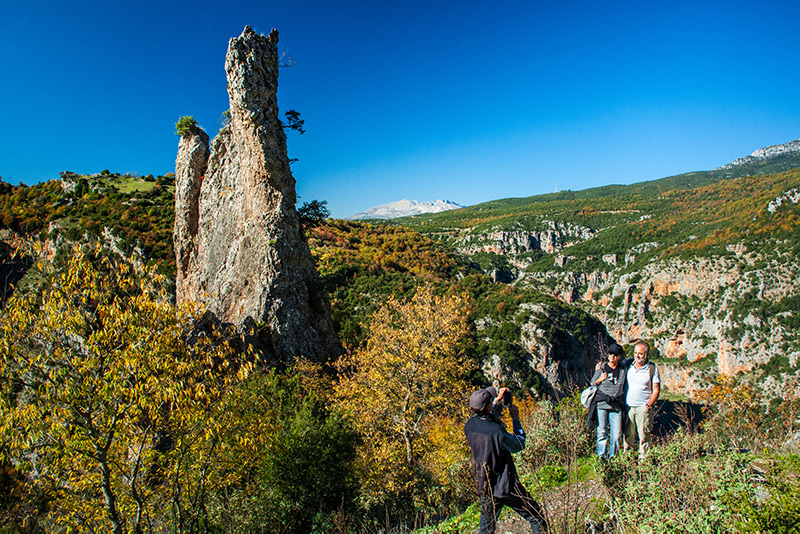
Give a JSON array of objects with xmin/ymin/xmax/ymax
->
[
  {"xmin": 478, "ymin": 301, "xmax": 608, "ymax": 397},
  {"xmin": 457, "ymin": 221, "xmax": 595, "ymax": 258},
  {"xmin": 508, "ymin": 236, "xmax": 800, "ymax": 400},
  {"xmin": 716, "ymin": 138, "xmax": 800, "ymax": 170},
  {"xmin": 767, "ymin": 188, "xmax": 800, "ymax": 213},
  {"xmin": 174, "ymin": 26, "xmax": 340, "ymax": 363},
  {"xmin": 174, "ymin": 126, "xmax": 208, "ymax": 285}
]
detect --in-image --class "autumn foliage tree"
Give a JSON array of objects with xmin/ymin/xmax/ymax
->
[
  {"xmin": 0, "ymin": 246, "xmax": 254, "ymax": 532},
  {"xmin": 334, "ymin": 286, "xmax": 475, "ymax": 510}
]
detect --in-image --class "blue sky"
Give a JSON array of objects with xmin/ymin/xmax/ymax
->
[{"xmin": 1, "ymin": 1, "xmax": 799, "ymax": 218}]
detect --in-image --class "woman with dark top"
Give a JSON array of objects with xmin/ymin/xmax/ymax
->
[{"xmin": 589, "ymin": 343, "xmax": 627, "ymax": 457}]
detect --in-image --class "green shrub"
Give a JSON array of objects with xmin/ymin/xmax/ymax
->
[
  {"xmin": 602, "ymin": 429, "xmax": 752, "ymax": 533},
  {"xmin": 725, "ymin": 456, "xmax": 800, "ymax": 533},
  {"xmin": 175, "ymin": 115, "xmax": 198, "ymax": 136},
  {"xmin": 417, "ymin": 503, "xmax": 480, "ymax": 533},
  {"xmin": 520, "ymin": 464, "xmax": 567, "ymax": 493},
  {"xmin": 206, "ymin": 368, "xmax": 360, "ymax": 533},
  {"xmin": 516, "ymin": 390, "xmax": 594, "ymax": 475}
]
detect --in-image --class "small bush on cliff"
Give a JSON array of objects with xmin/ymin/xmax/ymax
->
[
  {"xmin": 282, "ymin": 109, "xmax": 306, "ymax": 134},
  {"xmin": 175, "ymin": 115, "xmax": 198, "ymax": 136},
  {"xmin": 298, "ymin": 199, "xmax": 330, "ymax": 229}
]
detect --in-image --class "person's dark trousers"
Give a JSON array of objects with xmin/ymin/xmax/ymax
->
[{"xmin": 478, "ymin": 482, "xmax": 547, "ymax": 533}]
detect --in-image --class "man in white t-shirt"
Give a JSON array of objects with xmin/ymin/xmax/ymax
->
[{"xmin": 624, "ymin": 341, "xmax": 660, "ymax": 457}]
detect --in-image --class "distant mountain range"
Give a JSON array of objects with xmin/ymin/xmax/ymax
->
[
  {"xmin": 348, "ymin": 199, "xmax": 462, "ymax": 220},
  {"xmin": 350, "ymin": 139, "xmax": 800, "ymax": 221}
]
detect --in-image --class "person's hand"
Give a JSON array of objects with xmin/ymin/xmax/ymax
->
[
  {"xmin": 595, "ymin": 362, "xmax": 602, "ymax": 371},
  {"xmin": 507, "ymin": 403, "xmax": 520, "ymax": 420},
  {"xmin": 496, "ymin": 387, "xmax": 510, "ymax": 402},
  {"xmin": 598, "ymin": 372, "xmax": 608, "ymax": 384}
]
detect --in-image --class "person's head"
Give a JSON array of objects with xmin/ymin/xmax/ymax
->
[
  {"xmin": 634, "ymin": 341, "xmax": 650, "ymax": 365},
  {"xmin": 607, "ymin": 343, "xmax": 624, "ymax": 364},
  {"xmin": 469, "ymin": 388, "xmax": 496, "ymax": 415}
]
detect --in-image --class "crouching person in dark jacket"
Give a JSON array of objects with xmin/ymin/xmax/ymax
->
[{"xmin": 464, "ymin": 387, "xmax": 547, "ymax": 533}]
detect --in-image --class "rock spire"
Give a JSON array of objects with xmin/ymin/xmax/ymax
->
[{"xmin": 174, "ymin": 26, "xmax": 340, "ymax": 362}]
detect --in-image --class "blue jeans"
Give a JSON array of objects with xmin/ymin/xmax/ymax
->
[{"xmin": 596, "ymin": 408, "xmax": 622, "ymax": 457}]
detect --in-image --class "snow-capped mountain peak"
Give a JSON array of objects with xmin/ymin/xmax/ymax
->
[{"xmin": 348, "ymin": 199, "xmax": 462, "ymax": 220}]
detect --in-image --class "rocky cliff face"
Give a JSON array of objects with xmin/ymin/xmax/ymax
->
[
  {"xmin": 456, "ymin": 221, "xmax": 595, "ymax": 258},
  {"xmin": 174, "ymin": 26, "xmax": 340, "ymax": 362},
  {"xmin": 513, "ymin": 242, "xmax": 800, "ymax": 399},
  {"xmin": 427, "ymin": 167, "xmax": 800, "ymax": 400}
]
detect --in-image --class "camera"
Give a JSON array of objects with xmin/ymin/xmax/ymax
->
[{"xmin": 502, "ymin": 390, "xmax": 513, "ymax": 406}]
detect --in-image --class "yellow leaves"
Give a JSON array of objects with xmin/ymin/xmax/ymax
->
[
  {"xmin": 235, "ymin": 362, "xmax": 253, "ymax": 381},
  {"xmin": 333, "ymin": 285, "xmax": 475, "ymax": 501},
  {"xmin": 310, "ymin": 220, "xmax": 458, "ymax": 279},
  {"xmin": 421, "ymin": 413, "xmax": 471, "ymax": 483},
  {"xmin": 696, "ymin": 375, "xmax": 767, "ymax": 449},
  {"xmin": 0, "ymin": 245, "xmax": 259, "ymax": 528},
  {"xmin": 696, "ymin": 374, "xmax": 749, "ymax": 410}
]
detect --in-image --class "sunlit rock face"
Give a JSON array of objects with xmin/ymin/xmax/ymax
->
[{"xmin": 175, "ymin": 26, "xmax": 340, "ymax": 363}]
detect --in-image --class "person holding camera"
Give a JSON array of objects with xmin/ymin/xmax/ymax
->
[{"xmin": 464, "ymin": 387, "xmax": 547, "ymax": 533}]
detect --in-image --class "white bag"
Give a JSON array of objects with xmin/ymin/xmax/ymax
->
[{"xmin": 580, "ymin": 386, "xmax": 597, "ymax": 408}]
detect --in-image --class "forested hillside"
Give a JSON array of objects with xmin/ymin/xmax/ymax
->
[
  {"xmin": 0, "ymin": 171, "xmax": 176, "ymax": 275},
  {"xmin": 398, "ymin": 165, "xmax": 800, "ymax": 401},
  {"xmin": 1, "ymin": 151, "xmax": 800, "ymax": 531}
]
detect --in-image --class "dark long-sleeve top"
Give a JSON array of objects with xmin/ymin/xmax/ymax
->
[{"xmin": 464, "ymin": 413, "xmax": 526, "ymax": 498}]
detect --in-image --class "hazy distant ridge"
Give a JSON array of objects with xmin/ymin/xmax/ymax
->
[{"xmin": 348, "ymin": 199, "xmax": 462, "ymax": 220}]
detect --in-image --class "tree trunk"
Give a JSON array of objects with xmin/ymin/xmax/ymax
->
[
  {"xmin": 403, "ymin": 431, "xmax": 413, "ymax": 467},
  {"xmin": 98, "ymin": 453, "xmax": 124, "ymax": 534}
]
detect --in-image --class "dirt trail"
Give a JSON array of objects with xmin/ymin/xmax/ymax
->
[{"xmin": 491, "ymin": 479, "xmax": 609, "ymax": 534}]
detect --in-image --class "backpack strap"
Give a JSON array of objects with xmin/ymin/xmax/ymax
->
[{"xmin": 624, "ymin": 358, "xmax": 656, "ymax": 382}]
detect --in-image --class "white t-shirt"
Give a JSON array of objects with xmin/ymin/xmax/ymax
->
[{"xmin": 625, "ymin": 361, "xmax": 661, "ymax": 407}]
